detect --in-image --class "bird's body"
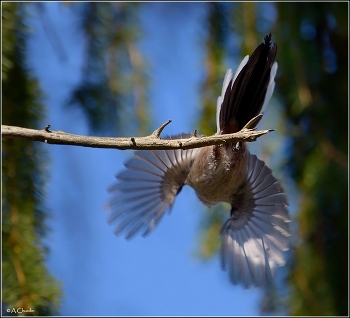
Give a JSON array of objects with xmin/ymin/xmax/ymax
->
[
  {"xmin": 108, "ymin": 34, "xmax": 291, "ymax": 287},
  {"xmin": 187, "ymin": 143, "xmax": 248, "ymax": 206}
]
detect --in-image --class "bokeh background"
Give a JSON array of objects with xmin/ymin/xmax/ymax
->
[{"xmin": 2, "ymin": 2, "xmax": 348, "ymax": 316}]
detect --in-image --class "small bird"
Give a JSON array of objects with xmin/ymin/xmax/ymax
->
[{"xmin": 107, "ymin": 34, "xmax": 291, "ymax": 288}]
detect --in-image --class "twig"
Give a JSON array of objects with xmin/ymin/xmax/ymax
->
[{"xmin": 1, "ymin": 116, "xmax": 273, "ymax": 151}]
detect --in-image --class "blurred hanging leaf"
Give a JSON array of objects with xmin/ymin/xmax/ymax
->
[
  {"xmin": 274, "ymin": 2, "xmax": 348, "ymax": 315},
  {"xmin": 2, "ymin": 2, "xmax": 61, "ymax": 315},
  {"xmin": 68, "ymin": 2, "xmax": 150, "ymax": 136},
  {"xmin": 198, "ymin": 2, "xmax": 229, "ymax": 137}
]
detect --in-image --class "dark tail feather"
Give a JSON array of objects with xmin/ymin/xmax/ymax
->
[{"xmin": 219, "ymin": 33, "xmax": 277, "ymax": 134}]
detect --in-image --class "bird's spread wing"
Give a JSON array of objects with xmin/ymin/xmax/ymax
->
[
  {"xmin": 220, "ymin": 154, "xmax": 290, "ymax": 287},
  {"xmin": 107, "ymin": 134, "xmax": 198, "ymax": 239}
]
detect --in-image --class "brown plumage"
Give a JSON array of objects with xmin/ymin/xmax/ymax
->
[{"xmin": 107, "ymin": 34, "xmax": 290, "ymax": 287}]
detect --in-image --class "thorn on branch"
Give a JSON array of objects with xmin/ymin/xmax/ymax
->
[
  {"xmin": 191, "ymin": 129, "xmax": 198, "ymax": 137},
  {"xmin": 151, "ymin": 120, "xmax": 172, "ymax": 138},
  {"xmin": 44, "ymin": 124, "xmax": 52, "ymax": 133},
  {"xmin": 242, "ymin": 114, "xmax": 263, "ymax": 130}
]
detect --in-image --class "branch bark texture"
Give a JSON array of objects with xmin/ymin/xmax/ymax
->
[{"xmin": 1, "ymin": 119, "xmax": 273, "ymax": 151}]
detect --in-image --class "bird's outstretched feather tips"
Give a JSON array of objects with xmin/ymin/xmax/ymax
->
[
  {"xmin": 220, "ymin": 154, "xmax": 290, "ymax": 287},
  {"xmin": 107, "ymin": 134, "xmax": 198, "ymax": 240}
]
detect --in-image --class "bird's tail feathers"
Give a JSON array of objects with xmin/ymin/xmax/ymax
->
[{"xmin": 218, "ymin": 34, "xmax": 278, "ymax": 134}]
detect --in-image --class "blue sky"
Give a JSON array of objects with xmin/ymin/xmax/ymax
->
[{"xmin": 24, "ymin": 2, "xmax": 296, "ymax": 316}]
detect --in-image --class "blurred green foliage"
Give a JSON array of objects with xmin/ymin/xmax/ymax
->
[
  {"xmin": 2, "ymin": 2, "xmax": 61, "ymax": 315},
  {"xmin": 275, "ymin": 3, "xmax": 348, "ymax": 315},
  {"xmin": 68, "ymin": 2, "xmax": 150, "ymax": 136}
]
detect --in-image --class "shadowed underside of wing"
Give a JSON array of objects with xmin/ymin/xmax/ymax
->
[
  {"xmin": 220, "ymin": 154, "xmax": 290, "ymax": 287},
  {"xmin": 107, "ymin": 134, "xmax": 198, "ymax": 239}
]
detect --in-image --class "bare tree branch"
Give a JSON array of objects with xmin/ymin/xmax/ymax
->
[{"xmin": 1, "ymin": 115, "xmax": 274, "ymax": 151}]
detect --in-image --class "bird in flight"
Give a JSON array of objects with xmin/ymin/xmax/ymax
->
[{"xmin": 107, "ymin": 33, "xmax": 291, "ymax": 288}]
